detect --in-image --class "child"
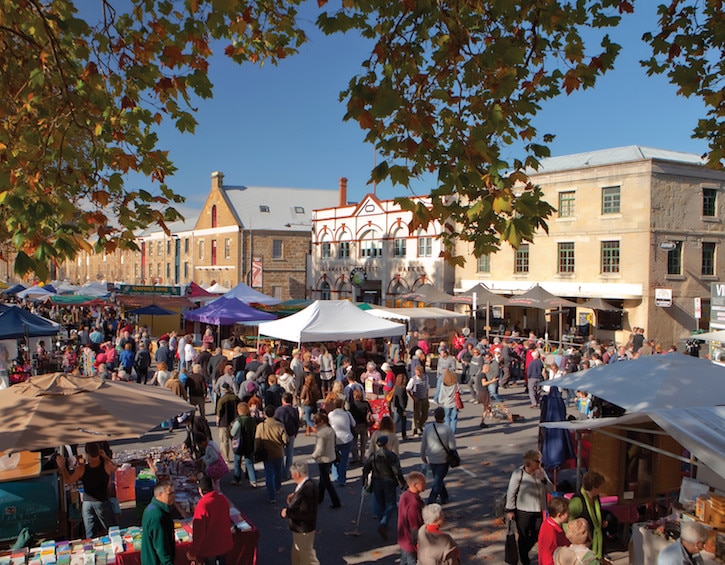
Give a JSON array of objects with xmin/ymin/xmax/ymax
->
[
  {"xmin": 538, "ymin": 496, "xmax": 570, "ymax": 565},
  {"xmin": 553, "ymin": 518, "xmax": 599, "ymax": 565}
]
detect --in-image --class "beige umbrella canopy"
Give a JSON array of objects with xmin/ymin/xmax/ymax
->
[
  {"xmin": 398, "ymin": 283, "xmax": 469, "ymax": 305},
  {"xmin": 0, "ymin": 373, "xmax": 193, "ymax": 454}
]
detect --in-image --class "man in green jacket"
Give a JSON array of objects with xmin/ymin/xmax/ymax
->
[{"xmin": 141, "ymin": 481, "xmax": 176, "ymax": 565}]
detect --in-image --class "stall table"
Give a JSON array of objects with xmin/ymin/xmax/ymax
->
[{"xmin": 115, "ymin": 515, "xmax": 259, "ymax": 565}]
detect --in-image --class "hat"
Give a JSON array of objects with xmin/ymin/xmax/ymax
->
[
  {"xmin": 376, "ymin": 435, "xmax": 389, "ymax": 446},
  {"xmin": 221, "ymin": 382, "xmax": 231, "ymax": 391},
  {"xmin": 381, "ymin": 362, "xmax": 391, "ymax": 372}
]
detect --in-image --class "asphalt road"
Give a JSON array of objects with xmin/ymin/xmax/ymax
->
[{"xmin": 113, "ymin": 383, "xmax": 629, "ymax": 564}]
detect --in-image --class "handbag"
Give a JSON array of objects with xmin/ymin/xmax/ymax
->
[
  {"xmin": 385, "ymin": 387, "xmax": 395, "ymax": 403},
  {"xmin": 432, "ymin": 423, "xmax": 461, "ymax": 468},
  {"xmin": 504, "ymin": 518, "xmax": 518, "ymax": 564},
  {"xmin": 206, "ymin": 446, "xmax": 230, "ymax": 480},
  {"xmin": 454, "ymin": 386, "xmax": 464, "ymax": 410}
]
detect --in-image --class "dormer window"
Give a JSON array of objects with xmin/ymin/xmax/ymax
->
[
  {"xmin": 294, "ymin": 206, "xmax": 304, "ymax": 214},
  {"xmin": 260, "ymin": 205, "xmax": 270, "ymax": 213}
]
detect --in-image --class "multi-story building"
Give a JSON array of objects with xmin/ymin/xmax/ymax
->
[
  {"xmin": 62, "ymin": 172, "xmax": 339, "ymax": 301},
  {"xmin": 456, "ymin": 146, "xmax": 725, "ymax": 345},
  {"xmin": 310, "ymin": 184, "xmax": 454, "ymax": 304}
]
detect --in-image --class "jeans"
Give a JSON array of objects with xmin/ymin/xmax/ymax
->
[
  {"xmin": 332, "ymin": 440, "xmax": 352, "ymax": 485},
  {"xmin": 263, "ymin": 457, "xmax": 283, "ymax": 501},
  {"xmin": 81, "ymin": 499, "xmax": 116, "ymax": 539},
  {"xmin": 352, "ymin": 423, "xmax": 368, "ymax": 462},
  {"xmin": 400, "ymin": 550, "xmax": 417, "ymax": 565},
  {"xmin": 372, "ymin": 478, "xmax": 397, "ymax": 528},
  {"xmin": 413, "ymin": 398, "xmax": 429, "ymax": 433},
  {"xmin": 283, "ymin": 435, "xmax": 296, "ymax": 479},
  {"xmin": 443, "ymin": 407, "xmax": 458, "ymax": 433},
  {"xmin": 488, "ymin": 382, "xmax": 504, "ymax": 403},
  {"xmin": 317, "ymin": 463, "xmax": 340, "ymax": 507},
  {"xmin": 233, "ymin": 453, "xmax": 256, "ymax": 484},
  {"xmin": 303, "ymin": 405, "xmax": 316, "ymax": 429},
  {"xmin": 433, "ymin": 374, "xmax": 443, "ymax": 403},
  {"xmin": 393, "ymin": 410, "xmax": 408, "ymax": 439},
  {"xmin": 428, "ymin": 462, "xmax": 450, "ymax": 504}
]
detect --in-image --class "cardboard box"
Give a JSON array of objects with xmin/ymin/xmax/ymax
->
[{"xmin": 697, "ymin": 497, "xmax": 711, "ymax": 522}]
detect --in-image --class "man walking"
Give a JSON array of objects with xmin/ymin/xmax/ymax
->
[
  {"xmin": 362, "ymin": 436, "xmax": 406, "ymax": 540},
  {"xmin": 216, "ymin": 383, "xmax": 240, "ymax": 463},
  {"xmin": 275, "ymin": 392, "xmax": 300, "ymax": 480},
  {"xmin": 141, "ymin": 481, "xmax": 176, "ymax": 565},
  {"xmin": 406, "ymin": 365, "xmax": 429, "ymax": 436},
  {"xmin": 281, "ymin": 461, "xmax": 320, "ymax": 565},
  {"xmin": 397, "ymin": 471, "xmax": 426, "ymax": 565}
]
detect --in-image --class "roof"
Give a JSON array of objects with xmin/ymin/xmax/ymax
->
[
  {"xmin": 530, "ymin": 145, "xmax": 706, "ymax": 175},
  {"xmin": 137, "ymin": 214, "xmax": 199, "ymax": 237},
  {"xmin": 223, "ymin": 185, "xmax": 338, "ymax": 231}
]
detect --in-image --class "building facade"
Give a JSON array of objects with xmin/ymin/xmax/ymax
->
[
  {"xmin": 456, "ymin": 146, "xmax": 725, "ymax": 345},
  {"xmin": 310, "ymin": 188, "xmax": 454, "ymax": 304},
  {"xmin": 62, "ymin": 172, "xmax": 339, "ymax": 301}
]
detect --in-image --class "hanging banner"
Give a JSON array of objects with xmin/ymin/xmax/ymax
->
[{"xmin": 251, "ymin": 256, "xmax": 263, "ymax": 288}]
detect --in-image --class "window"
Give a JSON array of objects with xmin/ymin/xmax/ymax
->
[
  {"xmin": 224, "ymin": 238, "xmax": 231, "ymax": 259},
  {"xmin": 515, "ymin": 244, "xmax": 529, "ymax": 273},
  {"xmin": 321, "ymin": 242, "xmax": 331, "ymax": 259},
  {"xmin": 211, "ymin": 204, "xmax": 217, "ymax": 228},
  {"xmin": 259, "ymin": 205, "xmax": 270, "ymax": 213},
  {"xmin": 273, "ymin": 239, "xmax": 283, "ymax": 259},
  {"xmin": 157, "ymin": 241, "xmax": 162, "ymax": 255},
  {"xmin": 558, "ymin": 191, "xmax": 575, "ymax": 218},
  {"xmin": 166, "ymin": 263, "xmax": 170, "ymax": 279},
  {"xmin": 477, "ymin": 254, "xmax": 490, "ymax": 273},
  {"xmin": 184, "ymin": 238, "xmax": 189, "ymax": 254},
  {"xmin": 601, "ymin": 241, "xmax": 620, "ymax": 273},
  {"xmin": 294, "ymin": 206, "xmax": 304, "ymax": 214},
  {"xmin": 360, "ymin": 230, "xmax": 382, "ymax": 258},
  {"xmin": 156, "ymin": 262, "xmax": 161, "ymax": 276},
  {"xmin": 602, "ymin": 186, "xmax": 621, "ymax": 214},
  {"xmin": 667, "ymin": 241, "xmax": 682, "ymax": 275},
  {"xmin": 558, "ymin": 242, "xmax": 575, "ymax": 273},
  {"xmin": 198, "ymin": 240, "xmax": 204, "ymax": 260},
  {"xmin": 339, "ymin": 241, "xmax": 350, "ymax": 259},
  {"xmin": 702, "ymin": 242, "xmax": 716, "ymax": 276},
  {"xmin": 149, "ymin": 243, "xmax": 153, "ymax": 256},
  {"xmin": 211, "ymin": 239, "xmax": 217, "ymax": 266},
  {"xmin": 392, "ymin": 229, "xmax": 407, "ymax": 257},
  {"xmin": 703, "ymin": 188, "xmax": 717, "ymax": 217},
  {"xmin": 166, "ymin": 240, "xmax": 171, "ymax": 255},
  {"xmin": 272, "ymin": 285, "xmax": 283, "ymax": 299},
  {"xmin": 183, "ymin": 262, "xmax": 189, "ymax": 279},
  {"xmin": 418, "ymin": 236, "xmax": 433, "ymax": 257},
  {"xmin": 320, "ymin": 281, "xmax": 331, "ymax": 300}
]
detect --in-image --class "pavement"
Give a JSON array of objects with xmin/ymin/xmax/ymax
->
[{"xmin": 113, "ymin": 382, "xmax": 630, "ymax": 564}]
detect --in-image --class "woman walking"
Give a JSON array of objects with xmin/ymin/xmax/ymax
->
[{"xmin": 311, "ymin": 411, "xmax": 341, "ymax": 508}]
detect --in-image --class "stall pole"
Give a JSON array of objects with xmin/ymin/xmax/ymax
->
[{"xmin": 472, "ymin": 292, "xmax": 478, "ymax": 338}]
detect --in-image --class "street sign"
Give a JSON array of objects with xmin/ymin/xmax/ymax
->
[
  {"xmin": 659, "ymin": 241, "xmax": 677, "ymax": 251},
  {"xmin": 655, "ymin": 288, "xmax": 672, "ymax": 307}
]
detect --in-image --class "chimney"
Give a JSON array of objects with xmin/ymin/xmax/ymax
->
[
  {"xmin": 339, "ymin": 177, "xmax": 348, "ymax": 207},
  {"xmin": 211, "ymin": 171, "xmax": 224, "ymax": 191}
]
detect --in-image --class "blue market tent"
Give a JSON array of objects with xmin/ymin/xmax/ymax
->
[
  {"xmin": 2, "ymin": 284, "xmax": 26, "ymax": 296},
  {"xmin": 128, "ymin": 305, "xmax": 177, "ymax": 316},
  {"xmin": 184, "ymin": 296, "xmax": 276, "ymax": 326},
  {"xmin": 0, "ymin": 306, "xmax": 60, "ymax": 339},
  {"xmin": 222, "ymin": 282, "xmax": 281, "ymax": 306}
]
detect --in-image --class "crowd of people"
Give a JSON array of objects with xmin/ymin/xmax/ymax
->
[{"xmin": 4, "ymin": 300, "xmax": 709, "ymax": 565}]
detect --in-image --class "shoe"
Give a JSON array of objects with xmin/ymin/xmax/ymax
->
[
  {"xmin": 530, "ymin": 404, "xmax": 538, "ymax": 408},
  {"xmin": 377, "ymin": 525, "xmax": 389, "ymax": 540},
  {"xmin": 479, "ymin": 422, "xmax": 488, "ymax": 429},
  {"xmin": 471, "ymin": 399, "xmax": 479, "ymax": 404}
]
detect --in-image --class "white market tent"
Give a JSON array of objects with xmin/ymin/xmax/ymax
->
[
  {"xmin": 258, "ymin": 300, "xmax": 406, "ymax": 343},
  {"xmin": 76, "ymin": 282, "xmax": 109, "ymax": 297},
  {"xmin": 691, "ymin": 330, "xmax": 725, "ymax": 342},
  {"xmin": 221, "ymin": 281, "xmax": 281, "ymax": 306},
  {"xmin": 364, "ymin": 306, "xmax": 467, "ymax": 324},
  {"xmin": 206, "ymin": 282, "xmax": 230, "ymax": 294}
]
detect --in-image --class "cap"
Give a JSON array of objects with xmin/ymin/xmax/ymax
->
[
  {"xmin": 381, "ymin": 362, "xmax": 391, "ymax": 372},
  {"xmin": 221, "ymin": 382, "xmax": 231, "ymax": 391},
  {"xmin": 376, "ymin": 435, "xmax": 389, "ymax": 446}
]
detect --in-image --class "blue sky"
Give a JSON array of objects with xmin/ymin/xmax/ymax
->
[{"xmin": 131, "ymin": 3, "xmax": 709, "ymax": 214}]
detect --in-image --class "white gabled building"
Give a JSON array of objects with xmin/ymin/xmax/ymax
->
[{"xmin": 310, "ymin": 180, "xmax": 454, "ymax": 304}]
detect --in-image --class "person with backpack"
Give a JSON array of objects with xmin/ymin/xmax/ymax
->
[
  {"xmin": 230, "ymin": 402, "xmax": 257, "ymax": 487},
  {"xmin": 362, "ymin": 435, "xmax": 406, "ymax": 540},
  {"xmin": 134, "ymin": 342, "xmax": 151, "ymax": 385}
]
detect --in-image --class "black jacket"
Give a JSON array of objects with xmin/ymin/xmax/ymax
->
[{"xmin": 286, "ymin": 479, "xmax": 318, "ymax": 533}]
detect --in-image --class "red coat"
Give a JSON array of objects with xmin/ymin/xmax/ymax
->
[
  {"xmin": 537, "ymin": 516, "xmax": 569, "ymax": 565},
  {"xmin": 189, "ymin": 491, "xmax": 233, "ymax": 559}
]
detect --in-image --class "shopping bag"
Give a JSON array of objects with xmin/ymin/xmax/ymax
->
[{"xmin": 504, "ymin": 518, "xmax": 518, "ymax": 564}]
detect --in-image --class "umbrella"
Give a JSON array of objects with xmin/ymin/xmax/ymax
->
[
  {"xmin": 458, "ymin": 283, "xmax": 509, "ymax": 306},
  {"xmin": 554, "ymin": 353, "xmax": 725, "ymax": 413},
  {"xmin": 539, "ymin": 387, "xmax": 575, "ymax": 470},
  {"xmin": 0, "ymin": 373, "xmax": 193, "ymax": 453},
  {"xmin": 578, "ymin": 297, "xmax": 622, "ymax": 312},
  {"xmin": 505, "ymin": 284, "xmax": 578, "ymax": 309},
  {"xmin": 128, "ymin": 304, "xmax": 177, "ymax": 316},
  {"xmin": 398, "ymin": 283, "xmax": 468, "ymax": 305}
]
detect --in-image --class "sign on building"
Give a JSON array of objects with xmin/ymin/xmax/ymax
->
[
  {"xmin": 251, "ymin": 256, "xmax": 263, "ymax": 288},
  {"xmin": 654, "ymin": 288, "xmax": 672, "ymax": 308},
  {"xmin": 710, "ymin": 283, "xmax": 725, "ymax": 329}
]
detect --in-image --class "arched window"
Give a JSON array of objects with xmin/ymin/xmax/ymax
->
[
  {"xmin": 320, "ymin": 233, "xmax": 331, "ymax": 259},
  {"xmin": 360, "ymin": 229, "xmax": 382, "ymax": 258},
  {"xmin": 211, "ymin": 205, "xmax": 217, "ymax": 228},
  {"xmin": 320, "ymin": 281, "xmax": 331, "ymax": 300},
  {"xmin": 391, "ymin": 227, "xmax": 407, "ymax": 258}
]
